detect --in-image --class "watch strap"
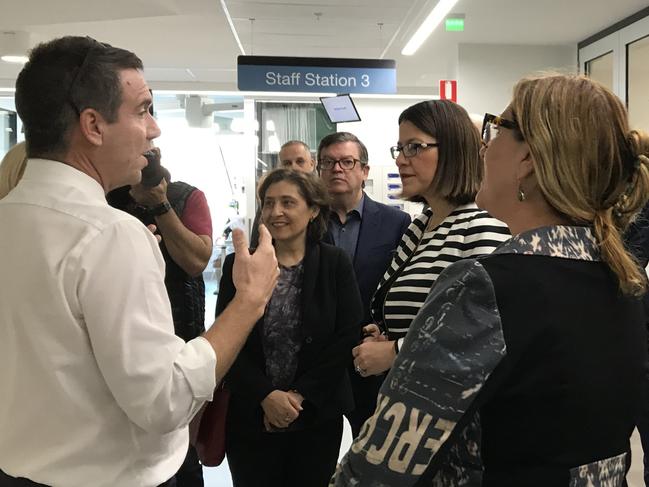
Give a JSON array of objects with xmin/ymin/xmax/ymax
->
[{"xmin": 149, "ymin": 201, "xmax": 172, "ymax": 216}]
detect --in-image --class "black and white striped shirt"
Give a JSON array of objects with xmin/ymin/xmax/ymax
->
[{"xmin": 371, "ymin": 203, "xmax": 510, "ymax": 343}]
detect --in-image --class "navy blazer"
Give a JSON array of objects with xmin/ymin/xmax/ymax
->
[
  {"xmin": 325, "ymin": 193, "xmax": 411, "ymax": 324},
  {"xmin": 216, "ymin": 241, "xmax": 363, "ymax": 432}
]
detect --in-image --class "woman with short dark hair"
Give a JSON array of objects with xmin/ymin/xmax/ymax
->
[
  {"xmin": 218, "ymin": 168, "xmax": 363, "ymax": 487},
  {"xmin": 352, "ymin": 99, "xmax": 509, "ymax": 378}
]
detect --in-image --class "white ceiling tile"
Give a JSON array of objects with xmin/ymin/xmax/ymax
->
[{"xmin": 0, "ymin": 0, "xmax": 646, "ymax": 88}]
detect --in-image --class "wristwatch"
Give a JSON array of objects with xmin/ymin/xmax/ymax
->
[{"xmin": 149, "ymin": 201, "xmax": 172, "ymax": 217}]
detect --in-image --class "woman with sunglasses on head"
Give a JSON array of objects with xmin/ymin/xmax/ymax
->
[
  {"xmin": 334, "ymin": 74, "xmax": 649, "ymax": 487},
  {"xmin": 351, "ymin": 100, "xmax": 509, "ymax": 379},
  {"xmin": 217, "ymin": 169, "xmax": 363, "ymax": 487}
]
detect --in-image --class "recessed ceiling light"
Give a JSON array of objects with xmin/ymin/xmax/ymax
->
[{"xmin": 1, "ymin": 55, "xmax": 28, "ymax": 64}]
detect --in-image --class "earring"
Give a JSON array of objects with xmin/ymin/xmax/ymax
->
[{"xmin": 517, "ymin": 185, "xmax": 526, "ymax": 202}]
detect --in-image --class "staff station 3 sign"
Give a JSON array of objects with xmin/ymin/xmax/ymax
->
[{"xmin": 237, "ymin": 56, "xmax": 397, "ymax": 94}]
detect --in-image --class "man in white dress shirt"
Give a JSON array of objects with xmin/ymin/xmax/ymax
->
[{"xmin": 0, "ymin": 36, "xmax": 278, "ymax": 487}]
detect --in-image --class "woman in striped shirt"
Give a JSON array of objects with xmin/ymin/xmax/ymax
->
[{"xmin": 352, "ymin": 100, "xmax": 510, "ymax": 377}]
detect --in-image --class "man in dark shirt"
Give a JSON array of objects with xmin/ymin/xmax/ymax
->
[{"xmin": 317, "ymin": 132, "xmax": 411, "ymax": 436}]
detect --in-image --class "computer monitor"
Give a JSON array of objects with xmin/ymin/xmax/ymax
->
[{"xmin": 320, "ymin": 94, "xmax": 361, "ymax": 124}]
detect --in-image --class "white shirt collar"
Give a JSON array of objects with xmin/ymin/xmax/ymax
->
[{"xmin": 20, "ymin": 158, "xmax": 106, "ymax": 204}]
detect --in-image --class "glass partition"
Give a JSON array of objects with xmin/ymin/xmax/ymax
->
[{"xmin": 255, "ymin": 101, "xmax": 335, "ymax": 180}]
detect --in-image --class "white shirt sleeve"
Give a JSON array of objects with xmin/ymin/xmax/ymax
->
[{"xmin": 75, "ymin": 218, "xmax": 217, "ymax": 435}]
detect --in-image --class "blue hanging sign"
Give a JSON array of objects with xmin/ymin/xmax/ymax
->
[{"xmin": 237, "ymin": 56, "xmax": 397, "ymax": 94}]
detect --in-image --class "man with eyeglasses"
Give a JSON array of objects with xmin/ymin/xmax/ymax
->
[
  {"xmin": 0, "ymin": 36, "xmax": 278, "ymax": 487},
  {"xmin": 317, "ymin": 131, "xmax": 411, "ymax": 437}
]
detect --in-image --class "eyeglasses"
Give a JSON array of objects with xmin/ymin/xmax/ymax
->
[
  {"xmin": 390, "ymin": 142, "xmax": 439, "ymax": 160},
  {"xmin": 482, "ymin": 113, "xmax": 520, "ymax": 144},
  {"xmin": 318, "ymin": 158, "xmax": 362, "ymax": 171}
]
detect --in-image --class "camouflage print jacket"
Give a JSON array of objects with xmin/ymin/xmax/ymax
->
[{"xmin": 332, "ymin": 225, "xmax": 646, "ymax": 487}]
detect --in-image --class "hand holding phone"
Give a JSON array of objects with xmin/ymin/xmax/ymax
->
[{"xmin": 141, "ymin": 148, "xmax": 165, "ymax": 187}]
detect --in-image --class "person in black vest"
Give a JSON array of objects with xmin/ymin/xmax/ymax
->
[{"xmin": 108, "ymin": 148, "xmax": 213, "ymax": 487}]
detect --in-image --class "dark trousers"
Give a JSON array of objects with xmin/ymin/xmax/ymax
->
[
  {"xmin": 0, "ymin": 468, "xmax": 176, "ymax": 487},
  {"xmin": 226, "ymin": 416, "xmax": 343, "ymax": 487},
  {"xmin": 173, "ymin": 444, "xmax": 203, "ymax": 487},
  {"xmin": 345, "ymin": 365, "xmax": 385, "ymax": 437}
]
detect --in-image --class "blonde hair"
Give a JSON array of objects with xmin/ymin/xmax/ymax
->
[
  {"xmin": 511, "ymin": 74, "xmax": 649, "ymax": 295},
  {"xmin": 0, "ymin": 142, "xmax": 28, "ymax": 200}
]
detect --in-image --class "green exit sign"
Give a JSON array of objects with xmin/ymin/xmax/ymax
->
[{"xmin": 445, "ymin": 18, "xmax": 464, "ymax": 31}]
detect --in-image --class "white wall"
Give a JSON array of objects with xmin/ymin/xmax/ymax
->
[
  {"xmin": 338, "ymin": 98, "xmax": 429, "ymax": 169},
  {"xmin": 338, "ymin": 97, "xmax": 428, "ymax": 215},
  {"xmin": 154, "ymin": 119, "xmax": 246, "ymax": 243},
  {"xmin": 457, "ymin": 43, "xmax": 578, "ymax": 117}
]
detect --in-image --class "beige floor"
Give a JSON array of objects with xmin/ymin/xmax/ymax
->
[{"xmin": 629, "ymin": 428, "xmax": 645, "ymax": 487}]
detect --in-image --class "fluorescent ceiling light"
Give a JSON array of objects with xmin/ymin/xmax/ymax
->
[
  {"xmin": 1, "ymin": 55, "xmax": 28, "ymax": 64},
  {"xmin": 220, "ymin": 0, "xmax": 246, "ymax": 55},
  {"xmin": 402, "ymin": 0, "xmax": 460, "ymax": 56}
]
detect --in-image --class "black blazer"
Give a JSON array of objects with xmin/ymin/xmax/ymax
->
[
  {"xmin": 325, "ymin": 193, "xmax": 411, "ymax": 324},
  {"xmin": 216, "ymin": 241, "xmax": 363, "ymax": 431}
]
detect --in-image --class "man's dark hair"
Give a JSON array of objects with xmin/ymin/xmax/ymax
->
[
  {"xmin": 317, "ymin": 132, "xmax": 369, "ymax": 166},
  {"xmin": 257, "ymin": 168, "xmax": 331, "ymax": 243},
  {"xmin": 398, "ymin": 100, "xmax": 482, "ymax": 205},
  {"xmin": 15, "ymin": 36, "xmax": 143, "ymax": 159}
]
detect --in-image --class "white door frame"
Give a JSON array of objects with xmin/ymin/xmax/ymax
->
[
  {"xmin": 619, "ymin": 15, "xmax": 649, "ymax": 105},
  {"xmin": 579, "ymin": 14, "xmax": 649, "ymax": 102}
]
